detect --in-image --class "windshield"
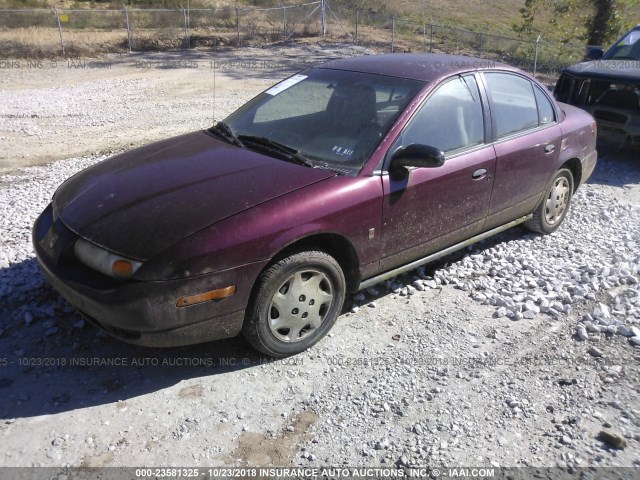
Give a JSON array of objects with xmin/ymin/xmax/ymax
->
[
  {"xmin": 221, "ymin": 68, "xmax": 425, "ymax": 175},
  {"xmin": 603, "ymin": 27, "xmax": 640, "ymax": 60}
]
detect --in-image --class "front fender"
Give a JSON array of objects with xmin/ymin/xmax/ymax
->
[{"xmin": 135, "ymin": 175, "xmax": 383, "ymax": 281}]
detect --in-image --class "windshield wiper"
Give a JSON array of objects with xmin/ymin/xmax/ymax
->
[
  {"xmin": 208, "ymin": 122, "xmax": 244, "ymax": 148},
  {"xmin": 238, "ymin": 135, "xmax": 313, "ymax": 167}
]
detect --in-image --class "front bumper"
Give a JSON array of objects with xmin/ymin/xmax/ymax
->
[
  {"xmin": 32, "ymin": 204, "xmax": 268, "ymax": 347},
  {"xmin": 555, "ymin": 72, "xmax": 640, "ymax": 146},
  {"xmin": 584, "ymin": 106, "xmax": 640, "ymax": 145}
]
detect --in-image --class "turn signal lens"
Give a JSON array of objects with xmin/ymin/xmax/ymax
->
[
  {"xmin": 176, "ymin": 286, "xmax": 236, "ymax": 307},
  {"xmin": 112, "ymin": 260, "xmax": 134, "ymax": 279}
]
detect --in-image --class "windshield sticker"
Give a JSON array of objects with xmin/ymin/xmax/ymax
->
[
  {"xmin": 265, "ymin": 74, "xmax": 308, "ymax": 96},
  {"xmin": 332, "ymin": 146, "xmax": 354, "ymax": 157}
]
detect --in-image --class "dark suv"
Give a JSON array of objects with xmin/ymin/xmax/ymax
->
[{"xmin": 555, "ymin": 25, "xmax": 640, "ymax": 146}]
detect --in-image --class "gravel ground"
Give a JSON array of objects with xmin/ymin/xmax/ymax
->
[
  {"xmin": 0, "ymin": 46, "xmax": 639, "ymax": 473},
  {"xmin": 0, "ymin": 44, "xmax": 371, "ymax": 172}
]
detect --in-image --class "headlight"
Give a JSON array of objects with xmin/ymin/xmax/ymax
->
[{"xmin": 74, "ymin": 238, "xmax": 142, "ymax": 280}]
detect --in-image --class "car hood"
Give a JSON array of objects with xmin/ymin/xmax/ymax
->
[
  {"xmin": 563, "ymin": 59, "xmax": 640, "ymax": 82},
  {"xmin": 54, "ymin": 131, "xmax": 335, "ymax": 261}
]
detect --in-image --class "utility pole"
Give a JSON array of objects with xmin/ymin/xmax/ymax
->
[{"xmin": 321, "ymin": 0, "xmax": 326, "ymax": 36}]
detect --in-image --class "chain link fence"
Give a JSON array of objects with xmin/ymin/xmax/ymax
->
[
  {"xmin": 1, "ymin": 9, "xmax": 62, "ymax": 57},
  {"xmin": 344, "ymin": 8, "xmax": 593, "ymax": 78},
  {"xmin": 0, "ymin": 1, "xmax": 595, "ymax": 77},
  {"xmin": 0, "ymin": 2, "xmax": 328, "ymax": 56}
]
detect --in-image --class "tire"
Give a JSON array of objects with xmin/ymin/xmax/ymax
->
[
  {"xmin": 242, "ymin": 250, "xmax": 346, "ymax": 357},
  {"xmin": 525, "ymin": 168, "xmax": 574, "ymax": 234}
]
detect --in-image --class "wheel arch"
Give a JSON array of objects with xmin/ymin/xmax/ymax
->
[
  {"xmin": 560, "ymin": 158, "xmax": 582, "ymax": 192},
  {"xmin": 266, "ymin": 233, "xmax": 362, "ymax": 293}
]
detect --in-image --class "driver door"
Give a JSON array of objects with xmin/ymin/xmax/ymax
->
[{"xmin": 380, "ymin": 74, "xmax": 496, "ymax": 271}]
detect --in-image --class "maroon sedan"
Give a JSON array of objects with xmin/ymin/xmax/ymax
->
[{"xmin": 33, "ymin": 54, "xmax": 597, "ymax": 356}]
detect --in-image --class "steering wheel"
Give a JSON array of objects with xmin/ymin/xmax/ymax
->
[{"xmin": 268, "ymin": 129, "xmax": 304, "ymax": 147}]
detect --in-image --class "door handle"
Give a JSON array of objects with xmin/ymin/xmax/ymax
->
[
  {"xmin": 544, "ymin": 144, "xmax": 555, "ymax": 154},
  {"xmin": 472, "ymin": 168, "xmax": 487, "ymax": 179}
]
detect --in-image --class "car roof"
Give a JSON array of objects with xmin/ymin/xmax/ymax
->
[{"xmin": 318, "ymin": 53, "xmax": 519, "ymax": 82}]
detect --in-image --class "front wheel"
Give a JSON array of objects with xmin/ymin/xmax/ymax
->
[
  {"xmin": 242, "ymin": 250, "xmax": 346, "ymax": 357},
  {"xmin": 525, "ymin": 168, "xmax": 574, "ymax": 234}
]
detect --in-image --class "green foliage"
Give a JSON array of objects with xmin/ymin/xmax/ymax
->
[
  {"xmin": 615, "ymin": 0, "xmax": 640, "ymax": 36},
  {"xmin": 585, "ymin": 0, "xmax": 622, "ymax": 45},
  {"xmin": 512, "ymin": 0, "xmax": 543, "ymax": 35},
  {"xmin": 512, "ymin": 0, "xmax": 592, "ymax": 42},
  {"xmin": 513, "ymin": 0, "xmax": 638, "ymax": 45}
]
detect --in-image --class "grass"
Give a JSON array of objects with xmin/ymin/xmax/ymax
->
[
  {"xmin": 3, "ymin": 0, "xmax": 638, "ymax": 45},
  {"xmin": 1, "ymin": 0, "xmax": 638, "ymax": 62}
]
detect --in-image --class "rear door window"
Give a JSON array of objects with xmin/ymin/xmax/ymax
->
[{"xmin": 485, "ymin": 72, "xmax": 539, "ymax": 138}]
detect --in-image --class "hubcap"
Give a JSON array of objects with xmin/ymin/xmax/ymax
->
[
  {"xmin": 544, "ymin": 176, "xmax": 570, "ymax": 225},
  {"xmin": 268, "ymin": 269, "xmax": 333, "ymax": 343}
]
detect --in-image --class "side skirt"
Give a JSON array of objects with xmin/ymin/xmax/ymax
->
[{"xmin": 358, "ymin": 214, "xmax": 533, "ymax": 291}]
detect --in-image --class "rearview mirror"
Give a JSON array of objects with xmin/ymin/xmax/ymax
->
[
  {"xmin": 586, "ymin": 47, "xmax": 604, "ymax": 60},
  {"xmin": 389, "ymin": 144, "xmax": 445, "ymax": 173}
]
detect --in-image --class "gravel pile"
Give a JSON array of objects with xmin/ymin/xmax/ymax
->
[
  {"xmin": 437, "ymin": 185, "xmax": 640, "ymax": 338},
  {"xmin": 1, "ymin": 80, "xmax": 150, "ymax": 136},
  {"xmin": 0, "ymin": 156, "xmax": 104, "ymax": 300}
]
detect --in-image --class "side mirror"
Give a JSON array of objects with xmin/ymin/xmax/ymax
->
[
  {"xmin": 586, "ymin": 47, "xmax": 604, "ymax": 60},
  {"xmin": 389, "ymin": 144, "xmax": 445, "ymax": 174}
]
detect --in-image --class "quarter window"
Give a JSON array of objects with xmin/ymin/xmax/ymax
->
[
  {"xmin": 400, "ymin": 75, "xmax": 485, "ymax": 153},
  {"xmin": 534, "ymin": 86, "xmax": 556, "ymax": 124}
]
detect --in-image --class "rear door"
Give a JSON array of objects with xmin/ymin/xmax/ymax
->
[{"xmin": 482, "ymin": 72, "xmax": 562, "ymax": 229}]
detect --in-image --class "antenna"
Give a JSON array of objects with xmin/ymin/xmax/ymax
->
[{"xmin": 212, "ymin": 59, "xmax": 217, "ymax": 124}]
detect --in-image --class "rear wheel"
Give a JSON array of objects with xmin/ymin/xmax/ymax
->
[
  {"xmin": 525, "ymin": 168, "xmax": 574, "ymax": 234},
  {"xmin": 242, "ymin": 250, "xmax": 346, "ymax": 357}
]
